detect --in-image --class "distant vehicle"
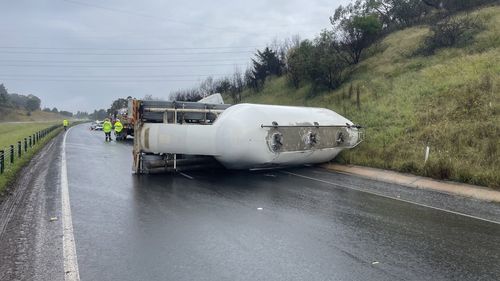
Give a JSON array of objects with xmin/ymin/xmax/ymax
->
[{"xmin": 91, "ymin": 120, "xmax": 103, "ymax": 131}]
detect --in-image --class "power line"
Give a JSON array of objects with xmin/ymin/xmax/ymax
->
[
  {"xmin": 59, "ymin": 0, "xmax": 261, "ymax": 36},
  {"xmin": 0, "ymin": 46, "xmax": 263, "ymax": 51},
  {"xmin": 0, "ymin": 78, "xmax": 211, "ymax": 82},
  {"xmin": 0, "ymin": 74, "xmax": 228, "ymax": 78},
  {"xmin": 0, "ymin": 59, "xmax": 250, "ymax": 63},
  {"xmin": 0, "ymin": 50, "xmax": 256, "ymax": 56},
  {"xmin": 0, "ymin": 64, "xmax": 247, "ymax": 68}
]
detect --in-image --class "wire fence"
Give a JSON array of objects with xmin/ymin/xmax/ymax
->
[{"xmin": 0, "ymin": 124, "xmax": 61, "ymax": 175}]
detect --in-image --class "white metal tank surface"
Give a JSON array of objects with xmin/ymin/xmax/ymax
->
[{"xmin": 139, "ymin": 103, "xmax": 361, "ymax": 170}]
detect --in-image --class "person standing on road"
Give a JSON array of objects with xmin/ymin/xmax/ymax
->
[
  {"xmin": 114, "ymin": 119, "xmax": 124, "ymax": 140},
  {"xmin": 103, "ymin": 118, "xmax": 113, "ymax": 142},
  {"xmin": 63, "ymin": 119, "xmax": 69, "ymax": 131}
]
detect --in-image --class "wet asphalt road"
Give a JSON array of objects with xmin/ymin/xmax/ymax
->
[{"xmin": 61, "ymin": 124, "xmax": 500, "ymax": 281}]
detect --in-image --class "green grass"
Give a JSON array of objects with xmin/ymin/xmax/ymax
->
[
  {"xmin": 238, "ymin": 5, "xmax": 500, "ymax": 188},
  {"xmin": 0, "ymin": 122, "xmax": 59, "ymax": 150},
  {"xmin": 0, "ymin": 107, "xmax": 68, "ymax": 122},
  {"xmin": 0, "ymin": 122, "xmax": 62, "ymax": 195}
]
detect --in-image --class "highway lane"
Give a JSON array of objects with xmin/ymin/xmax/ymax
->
[{"xmin": 62, "ymin": 124, "xmax": 500, "ymax": 281}]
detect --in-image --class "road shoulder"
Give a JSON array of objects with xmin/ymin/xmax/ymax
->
[
  {"xmin": 321, "ymin": 163, "xmax": 500, "ymax": 203},
  {"xmin": 0, "ymin": 133, "xmax": 64, "ymax": 281}
]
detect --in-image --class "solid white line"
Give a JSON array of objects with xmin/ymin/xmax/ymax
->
[
  {"xmin": 282, "ymin": 171, "xmax": 500, "ymax": 226},
  {"xmin": 61, "ymin": 126, "xmax": 81, "ymax": 281}
]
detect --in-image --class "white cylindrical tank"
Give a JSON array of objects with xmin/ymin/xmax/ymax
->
[{"xmin": 139, "ymin": 103, "xmax": 360, "ymax": 170}]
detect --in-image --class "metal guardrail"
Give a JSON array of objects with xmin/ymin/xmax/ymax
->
[{"xmin": 0, "ymin": 124, "xmax": 61, "ymax": 175}]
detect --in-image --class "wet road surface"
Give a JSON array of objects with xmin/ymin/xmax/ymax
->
[
  {"xmin": 64, "ymin": 124, "xmax": 500, "ymax": 281},
  {"xmin": 2, "ymin": 123, "xmax": 500, "ymax": 280}
]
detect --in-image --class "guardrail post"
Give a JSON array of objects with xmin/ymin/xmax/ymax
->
[
  {"xmin": 0, "ymin": 150, "xmax": 4, "ymax": 174},
  {"xmin": 29, "ymin": 136, "xmax": 32, "ymax": 148},
  {"xmin": 24, "ymin": 138, "xmax": 27, "ymax": 152},
  {"xmin": 18, "ymin": 141, "xmax": 22, "ymax": 157},
  {"xmin": 32, "ymin": 134, "xmax": 35, "ymax": 146},
  {"xmin": 10, "ymin": 145, "xmax": 14, "ymax": 164}
]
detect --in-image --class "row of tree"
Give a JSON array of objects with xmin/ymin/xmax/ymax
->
[
  {"xmin": 0, "ymin": 84, "xmax": 41, "ymax": 112},
  {"xmin": 0, "ymin": 83, "xmax": 81, "ymax": 117},
  {"xmin": 171, "ymin": 0, "xmax": 496, "ymax": 102}
]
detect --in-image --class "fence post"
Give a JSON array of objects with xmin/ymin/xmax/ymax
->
[
  {"xmin": 10, "ymin": 145, "xmax": 14, "ymax": 164},
  {"xmin": 24, "ymin": 138, "xmax": 27, "ymax": 152},
  {"xmin": 32, "ymin": 134, "xmax": 35, "ymax": 146},
  {"xmin": 0, "ymin": 150, "xmax": 4, "ymax": 174},
  {"xmin": 18, "ymin": 141, "xmax": 22, "ymax": 157}
]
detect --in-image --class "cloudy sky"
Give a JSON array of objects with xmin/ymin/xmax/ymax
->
[{"xmin": 0, "ymin": 0, "xmax": 349, "ymax": 112}]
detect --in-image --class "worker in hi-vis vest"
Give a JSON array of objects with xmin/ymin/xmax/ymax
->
[
  {"xmin": 114, "ymin": 119, "xmax": 124, "ymax": 140},
  {"xmin": 63, "ymin": 119, "xmax": 69, "ymax": 131},
  {"xmin": 103, "ymin": 118, "xmax": 113, "ymax": 142}
]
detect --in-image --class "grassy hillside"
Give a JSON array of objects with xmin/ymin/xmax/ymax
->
[
  {"xmin": 0, "ymin": 107, "xmax": 68, "ymax": 122},
  {"xmin": 239, "ymin": 6, "xmax": 500, "ymax": 188}
]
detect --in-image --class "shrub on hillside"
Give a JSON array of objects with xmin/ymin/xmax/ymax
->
[{"xmin": 419, "ymin": 15, "xmax": 483, "ymax": 54}]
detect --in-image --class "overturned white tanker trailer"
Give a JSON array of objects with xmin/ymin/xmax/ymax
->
[{"xmin": 131, "ymin": 95, "xmax": 363, "ymax": 173}]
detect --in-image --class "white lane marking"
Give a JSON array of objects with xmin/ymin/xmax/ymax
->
[
  {"xmin": 178, "ymin": 172, "xmax": 194, "ymax": 180},
  {"xmin": 61, "ymin": 126, "xmax": 81, "ymax": 281},
  {"xmin": 282, "ymin": 171, "xmax": 500, "ymax": 226}
]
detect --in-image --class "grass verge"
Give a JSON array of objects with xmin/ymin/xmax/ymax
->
[
  {"xmin": 0, "ymin": 122, "xmax": 59, "ymax": 149},
  {"xmin": 0, "ymin": 126, "xmax": 63, "ymax": 196}
]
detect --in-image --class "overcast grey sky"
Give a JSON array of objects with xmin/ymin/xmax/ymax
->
[{"xmin": 0, "ymin": 0, "xmax": 349, "ymax": 112}]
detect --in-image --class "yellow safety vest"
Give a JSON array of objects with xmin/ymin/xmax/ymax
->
[
  {"xmin": 114, "ymin": 121, "xmax": 123, "ymax": 133},
  {"xmin": 63, "ymin": 120, "xmax": 69, "ymax": 126},
  {"xmin": 103, "ymin": 121, "xmax": 112, "ymax": 133}
]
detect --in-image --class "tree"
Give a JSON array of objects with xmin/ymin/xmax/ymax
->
[
  {"xmin": 75, "ymin": 111, "xmax": 89, "ymax": 119},
  {"xmin": 25, "ymin": 95, "xmax": 41, "ymax": 112},
  {"xmin": 8, "ymin": 93, "xmax": 28, "ymax": 109},
  {"xmin": 250, "ymin": 47, "xmax": 285, "ymax": 89},
  {"xmin": 364, "ymin": 0, "xmax": 432, "ymax": 27},
  {"xmin": 420, "ymin": 14, "xmax": 482, "ymax": 54},
  {"xmin": 170, "ymin": 88, "xmax": 202, "ymax": 102},
  {"xmin": 0, "ymin": 84, "xmax": 9, "ymax": 106},
  {"xmin": 331, "ymin": 3, "xmax": 383, "ymax": 64},
  {"xmin": 59, "ymin": 111, "xmax": 74, "ymax": 117},
  {"xmin": 199, "ymin": 76, "xmax": 216, "ymax": 97},
  {"xmin": 42, "ymin": 107, "xmax": 51, "ymax": 112},
  {"xmin": 244, "ymin": 68, "xmax": 258, "ymax": 90},
  {"xmin": 230, "ymin": 67, "xmax": 244, "ymax": 103},
  {"xmin": 107, "ymin": 98, "xmax": 128, "ymax": 115},
  {"xmin": 51, "ymin": 107, "xmax": 59, "ymax": 113},
  {"xmin": 311, "ymin": 30, "xmax": 348, "ymax": 90},
  {"xmin": 214, "ymin": 77, "xmax": 231, "ymax": 94},
  {"xmin": 286, "ymin": 40, "xmax": 314, "ymax": 89},
  {"xmin": 90, "ymin": 109, "xmax": 108, "ymax": 120},
  {"xmin": 286, "ymin": 32, "xmax": 348, "ymax": 92},
  {"xmin": 143, "ymin": 94, "xmax": 164, "ymax": 101}
]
